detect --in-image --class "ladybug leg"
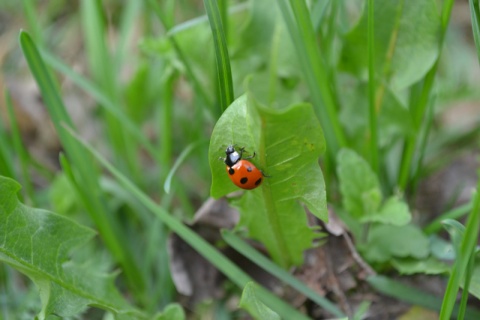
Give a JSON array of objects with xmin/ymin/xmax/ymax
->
[
  {"xmin": 260, "ymin": 170, "xmax": 270, "ymax": 178},
  {"xmin": 238, "ymin": 146, "xmax": 245, "ymax": 158},
  {"xmin": 218, "ymin": 157, "xmax": 225, "ymax": 162},
  {"xmin": 244, "ymin": 151, "xmax": 256, "ymax": 160}
]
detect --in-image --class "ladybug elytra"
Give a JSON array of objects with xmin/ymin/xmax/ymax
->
[{"xmin": 222, "ymin": 145, "xmax": 266, "ymax": 190}]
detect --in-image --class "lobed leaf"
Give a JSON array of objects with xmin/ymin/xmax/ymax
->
[
  {"xmin": 154, "ymin": 303, "xmax": 186, "ymax": 320},
  {"xmin": 362, "ymin": 196, "xmax": 411, "ymax": 226},
  {"xmin": 362, "ymin": 224, "xmax": 430, "ymax": 263},
  {"xmin": 391, "ymin": 256, "xmax": 450, "ymax": 275},
  {"xmin": 0, "ymin": 176, "xmax": 142, "ymax": 319},
  {"xmin": 209, "ymin": 94, "xmax": 327, "ymax": 267},
  {"xmin": 337, "ymin": 149, "xmax": 412, "ymax": 226},
  {"xmin": 337, "ymin": 149, "xmax": 382, "ymax": 219}
]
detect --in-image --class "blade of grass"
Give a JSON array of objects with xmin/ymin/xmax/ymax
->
[
  {"xmin": 222, "ymin": 230, "xmax": 344, "ymax": 318},
  {"xmin": 5, "ymin": 90, "xmax": 34, "ymax": 205},
  {"xmin": 40, "ymin": 50, "xmax": 157, "ymax": 158},
  {"xmin": 367, "ymin": 0, "xmax": 378, "ymax": 174},
  {"xmin": 163, "ymin": 140, "xmax": 207, "ymax": 194},
  {"xmin": 368, "ymin": 275, "xmax": 480, "ymax": 319},
  {"xmin": 81, "ymin": 0, "xmax": 140, "ymax": 179},
  {"xmin": 159, "ymin": 72, "xmax": 175, "ymax": 182},
  {"xmin": 470, "ymin": 0, "xmax": 480, "ymax": 64},
  {"xmin": 115, "ymin": 0, "xmax": 142, "ymax": 67},
  {"xmin": 458, "ymin": 253, "xmax": 477, "ymax": 320},
  {"xmin": 310, "ymin": 0, "xmax": 331, "ymax": 31},
  {"xmin": 0, "ymin": 98, "xmax": 15, "ymax": 182},
  {"xmin": 398, "ymin": 0, "xmax": 455, "ymax": 190},
  {"xmin": 166, "ymin": 2, "xmax": 248, "ymax": 36},
  {"xmin": 21, "ymin": 0, "xmax": 44, "ymax": 45},
  {"xmin": 81, "ymin": 0, "xmax": 118, "ymax": 101},
  {"xmin": 204, "ymin": 0, "xmax": 234, "ymax": 112},
  {"xmin": 63, "ymin": 125, "xmax": 312, "ymax": 320},
  {"xmin": 268, "ymin": 19, "xmax": 281, "ymax": 107},
  {"xmin": 19, "ymin": 30, "xmax": 145, "ymax": 300},
  {"xmin": 410, "ymin": 96, "xmax": 436, "ymax": 196},
  {"xmin": 146, "ymin": 0, "xmax": 215, "ymax": 114},
  {"xmin": 218, "ymin": 0, "xmax": 228, "ymax": 43},
  {"xmin": 440, "ymin": 184, "xmax": 480, "ymax": 319},
  {"xmin": 423, "ymin": 202, "xmax": 473, "ymax": 235},
  {"xmin": 278, "ymin": 0, "xmax": 346, "ymax": 157}
]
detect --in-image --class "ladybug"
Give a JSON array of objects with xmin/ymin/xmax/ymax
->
[{"xmin": 222, "ymin": 145, "xmax": 266, "ymax": 190}]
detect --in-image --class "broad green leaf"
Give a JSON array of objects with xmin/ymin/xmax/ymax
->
[
  {"xmin": 337, "ymin": 149, "xmax": 411, "ymax": 225},
  {"xmin": 362, "ymin": 224, "xmax": 430, "ymax": 263},
  {"xmin": 361, "ymin": 196, "xmax": 411, "ymax": 226},
  {"xmin": 341, "ymin": 0, "xmax": 441, "ymax": 91},
  {"xmin": 337, "ymin": 148, "xmax": 382, "ymax": 219},
  {"xmin": 391, "ymin": 257, "xmax": 449, "ymax": 275},
  {"xmin": 0, "ymin": 176, "xmax": 142, "ymax": 319},
  {"xmin": 209, "ymin": 94, "xmax": 327, "ymax": 267},
  {"xmin": 239, "ymin": 282, "xmax": 281, "ymax": 320},
  {"xmin": 154, "ymin": 303, "xmax": 186, "ymax": 320}
]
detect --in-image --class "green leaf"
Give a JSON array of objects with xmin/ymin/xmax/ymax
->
[
  {"xmin": 0, "ymin": 176, "xmax": 142, "ymax": 319},
  {"xmin": 154, "ymin": 303, "xmax": 185, "ymax": 320},
  {"xmin": 337, "ymin": 148, "xmax": 382, "ymax": 219},
  {"xmin": 361, "ymin": 195, "xmax": 411, "ymax": 226},
  {"xmin": 391, "ymin": 256, "xmax": 450, "ymax": 275},
  {"xmin": 239, "ymin": 282, "xmax": 281, "ymax": 320},
  {"xmin": 337, "ymin": 149, "xmax": 411, "ymax": 225},
  {"xmin": 362, "ymin": 224, "xmax": 430, "ymax": 263},
  {"xmin": 341, "ymin": 0, "xmax": 441, "ymax": 91},
  {"xmin": 209, "ymin": 94, "xmax": 327, "ymax": 267}
]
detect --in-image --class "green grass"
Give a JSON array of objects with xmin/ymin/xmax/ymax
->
[{"xmin": 1, "ymin": 1, "xmax": 480, "ymax": 319}]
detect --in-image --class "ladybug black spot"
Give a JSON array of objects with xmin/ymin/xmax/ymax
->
[
  {"xmin": 228, "ymin": 168, "xmax": 235, "ymax": 175},
  {"xmin": 247, "ymin": 166, "xmax": 252, "ymax": 172},
  {"xmin": 240, "ymin": 177, "xmax": 248, "ymax": 184},
  {"xmin": 255, "ymin": 178, "xmax": 262, "ymax": 186}
]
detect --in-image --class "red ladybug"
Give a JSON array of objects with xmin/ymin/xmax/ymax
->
[{"xmin": 222, "ymin": 145, "xmax": 266, "ymax": 190}]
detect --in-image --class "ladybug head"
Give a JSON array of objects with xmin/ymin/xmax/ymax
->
[{"xmin": 225, "ymin": 145, "xmax": 235, "ymax": 155}]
